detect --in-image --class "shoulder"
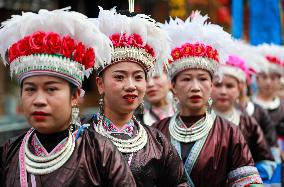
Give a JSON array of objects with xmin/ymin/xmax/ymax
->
[
  {"xmin": 1, "ymin": 132, "xmax": 26, "ymax": 164},
  {"xmin": 212, "ymin": 116, "xmax": 245, "ymax": 141},
  {"xmin": 80, "ymin": 127, "xmax": 118, "ymax": 157},
  {"xmin": 152, "ymin": 117, "xmax": 171, "ymax": 129}
]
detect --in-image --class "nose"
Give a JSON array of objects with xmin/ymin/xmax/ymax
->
[
  {"xmin": 190, "ymin": 79, "xmax": 201, "ymax": 92},
  {"xmin": 219, "ymin": 85, "xmax": 227, "ymax": 95},
  {"xmin": 124, "ymin": 78, "xmax": 136, "ymax": 92},
  {"xmin": 147, "ymin": 78, "xmax": 154, "ymax": 88},
  {"xmin": 33, "ymin": 91, "xmax": 47, "ymax": 107}
]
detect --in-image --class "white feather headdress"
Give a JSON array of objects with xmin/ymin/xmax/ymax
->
[
  {"xmin": 90, "ymin": 7, "xmax": 171, "ymax": 76},
  {"xmin": 217, "ymin": 40, "xmax": 270, "ymax": 83},
  {"xmin": 256, "ymin": 43, "xmax": 284, "ymax": 75},
  {"xmin": 159, "ymin": 11, "xmax": 234, "ymax": 79},
  {"xmin": 0, "ymin": 8, "xmax": 111, "ymax": 87}
]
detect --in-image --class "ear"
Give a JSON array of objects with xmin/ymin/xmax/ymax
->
[
  {"xmin": 96, "ymin": 76, "xmax": 105, "ymax": 95},
  {"xmin": 71, "ymin": 89, "xmax": 81, "ymax": 106}
]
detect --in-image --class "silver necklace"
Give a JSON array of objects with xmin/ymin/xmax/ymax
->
[{"xmin": 169, "ymin": 111, "xmax": 216, "ymax": 143}]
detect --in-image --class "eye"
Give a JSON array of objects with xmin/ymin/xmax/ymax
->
[
  {"xmin": 114, "ymin": 75, "xmax": 124, "ymax": 81},
  {"xmin": 181, "ymin": 77, "xmax": 191, "ymax": 82},
  {"xmin": 213, "ymin": 82, "xmax": 221, "ymax": 87},
  {"xmin": 24, "ymin": 87, "xmax": 35, "ymax": 92},
  {"xmin": 226, "ymin": 84, "xmax": 234, "ymax": 89},
  {"xmin": 199, "ymin": 77, "xmax": 208, "ymax": 81},
  {"xmin": 135, "ymin": 75, "xmax": 144, "ymax": 81},
  {"xmin": 46, "ymin": 87, "xmax": 58, "ymax": 92}
]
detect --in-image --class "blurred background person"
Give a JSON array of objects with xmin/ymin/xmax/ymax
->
[
  {"xmin": 143, "ymin": 71, "xmax": 174, "ymax": 126},
  {"xmin": 211, "ymin": 55, "xmax": 276, "ymax": 182}
]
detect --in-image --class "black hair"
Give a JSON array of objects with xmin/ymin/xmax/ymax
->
[{"xmin": 69, "ymin": 82, "xmax": 78, "ymax": 97}]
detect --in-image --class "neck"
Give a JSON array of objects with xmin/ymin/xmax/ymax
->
[
  {"xmin": 151, "ymin": 99, "xmax": 168, "ymax": 108},
  {"xmin": 213, "ymin": 105, "xmax": 234, "ymax": 114},
  {"xmin": 179, "ymin": 105, "xmax": 206, "ymax": 116},
  {"xmin": 257, "ymin": 91, "xmax": 276, "ymax": 102},
  {"xmin": 104, "ymin": 107, "xmax": 133, "ymax": 129},
  {"xmin": 35, "ymin": 128, "xmax": 69, "ymax": 153}
]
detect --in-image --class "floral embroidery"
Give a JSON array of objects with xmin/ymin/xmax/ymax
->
[{"xmin": 96, "ymin": 113, "xmax": 135, "ymax": 137}]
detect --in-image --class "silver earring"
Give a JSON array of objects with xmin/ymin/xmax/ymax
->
[
  {"xmin": 71, "ymin": 105, "xmax": 80, "ymax": 127},
  {"xmin": 173, "ymin": 96, "xmax": 180, "ymax": 112},
  {"xmin": 139, "ymin": 101, "xmax": 144, "ymax": 114},
  {"xmin": 99, "ymin": 94, "xmax": 104, "ymax": 115},
  {"xmin": 207, "ymin": 97, "xmax": 213, "ymax": 113}
]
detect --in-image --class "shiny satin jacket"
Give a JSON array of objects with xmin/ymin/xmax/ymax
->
[
  {"xmin": 84, "ymin": 115, "xmax": 188, "ymax": 187},
  {"xmin": 266, "ymin": 99, "xmax": 284, "ymax": 137},
  {"xmin": 238, "ymin": 112, "xmax": 274, "ymax": 162},
  {"xmin": 153, "ymin": 116, "xmax": 258, "ymax": 187},
  {"xmin": 0, "ymin": 129, "xmax": 136, "ymax": 187}
]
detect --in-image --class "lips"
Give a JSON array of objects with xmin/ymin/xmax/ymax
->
[
  {"xmin": 31, "ymin": 111, "xmax": 49, "ymax": 121},
  {"xmin": 218, "ymin": 98, "xmax": 228, "ymax": 102},
  {"xmin": 146, "ymin": 90, "xmax": 157, "ymax": 97},
  {"xmin": 189, "ymin": 95, "xmax": 202, "ymax": 99},
  {"xmin": 123, "ymin": 94, "xmax": 138, "ymax": 103}
]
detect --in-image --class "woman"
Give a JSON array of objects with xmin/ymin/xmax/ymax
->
[
  {"xmin": 253, "ymin": 44, "xmax": 284, "ymax": 157},
  {"xmin": 211, "ymin": 55, "xmax": 276, "ymax": 181},
  {"xmin": 142, "ymin": 71, "xmax": 174, "ymax": 126},
  {"xmin": 0, "ymin": 9, "xmax": 135, "ymax": 187},
  {"xmin": 153, "ymin": 13, "xmax": 262, "ymax": 186},
  {"xmin": 84, "ymin": 7, "xmax": 186, "ymax": 187}
]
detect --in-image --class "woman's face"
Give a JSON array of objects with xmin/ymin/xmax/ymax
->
[
  {"xmin": 257, "ymin": 72, "xmax": 280, "ymax": 96},
  {"xmin": 146, "ymin": 72, "xmax": 171, "ymax": 106},
  {"xmin": 212, "ymin": 75, "xmax": 240, "ymax": 112},
  {"xmin": 172, "ymin": 69, "xmax": 212, "ymax": 114},
  {"xmin": 96, "ymin": 62, "xmax": 146, "ymax": 115},
  {"xmin": 21, "ymin": 75, "xmax": 79, "ymax": 134}
]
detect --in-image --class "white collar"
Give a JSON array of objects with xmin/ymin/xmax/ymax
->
[{"xmin": 252, "ymin": 96, "xmax": 280, "ymax": 110}]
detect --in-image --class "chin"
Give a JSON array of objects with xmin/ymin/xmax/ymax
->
[{"xmin": 187, "ymin": 104, "xmax": 204, "ymax": 111}]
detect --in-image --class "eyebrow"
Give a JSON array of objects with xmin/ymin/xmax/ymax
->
[
  {"xmin": 113, "ymin": 70, "xmax": 144, "ymax": 74},
  {"xmin": 23, "ymin": 81, "xmax": 63, "ymax": 86}
]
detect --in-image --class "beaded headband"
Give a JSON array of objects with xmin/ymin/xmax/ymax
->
[
  {"xmin": 0, "ymin": 8, "xmax": 111, "ymax": 87},
  {"xmin": 160, "ymin": 11, "xmax": 234, "ymax": 79},
  {"xmin": 257, "ymin": 44, "xmax": 284, "ymax": 75},
  {"xmin": 91, "ymin": 7, "xmax": 170, "ymax": 76}
]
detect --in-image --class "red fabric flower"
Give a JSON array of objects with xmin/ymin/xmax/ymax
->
[
  {"xmin": 132, "ymin": 34, "xmax": 143, "ymax": 47},
  {"xmin": 16, "ymin": 37, "xmax": 31, "ymax": 56},
  {"xmin": 181, "ymin": 43, "xmax": 193, "ymax": 56},
  {"xmin": 29, "ymin": 31, "xmax": 45, "ymax": 53},
  {"xmin": 82, "ymin": 48, "xmax": 95, "ymax": 69},
  {"xmin": 60, "ymin": 36, "xmax": 76, "ymax": 58},
  {"xmin": 144, "ymin": 44, "xmax": 155, "ymax": 57},
  {"xmin": 205, "ymin": 46, "xmax": 219, "ymax": 62},
  {"xmin": 193, "ymin": 43, "xmax": 206, "ymax": 57},
  {"xmin": 171, "ymin": 47, "xmax": 182, "ymax": 61},
  {"xmin": 44, "ymin": 32, "xmax": 61, "ymax": 54},
  {"xmin": 73, "ymin": 42, "xmax": 85, "ymax": 63},
  {"xmin": 109, "ymin": 33, "xmax": 121, "ymax": 47},
  {"xmin": 8, "ymin": 43, "xmax": 19, "ymax": 62}
]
